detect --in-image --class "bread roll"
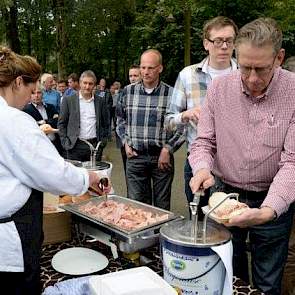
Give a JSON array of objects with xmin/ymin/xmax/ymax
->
[
  {"xmin": 71, "ymin": 191, "xmax": 91, "ymax": 203},
  {"xmin": 59, "ymin": 195, "xmax": 73, "ymax": 204},
  {"xmin": 209, "ymin": 192, "xmax": 249, "ymax": 219}
]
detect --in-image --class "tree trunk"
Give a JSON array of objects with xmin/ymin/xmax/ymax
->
[
  {"xmin": 54, "ymin": 0, "xmax": 67, "ymax": 79},
  {"xmin": 2, "ymin": 0, "xmax": 21, "ymax": 53},
  {"xmin": 184, "ymin": 1, "xmax": 191, "ymax": 66}
]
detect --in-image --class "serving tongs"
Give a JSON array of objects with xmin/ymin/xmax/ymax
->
[
  {"xmin": 189, "ymin": 189, "xmax": 205, "ymax": 243},
  {"xmin": 98, "ymin": 177, "xmax": 109, "ymax": 201},
  {"xmin": 202, "ymin": 192, "xmax": 239, "ymax": 242}
]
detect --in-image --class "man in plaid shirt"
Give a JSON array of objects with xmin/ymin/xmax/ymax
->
[
  {"xmin": 116, "ymin": 49, "xmax": 184, "ymax": 210},
  {"xmin": 165, "ymin": 16, "xmax": 238, "ymax": 208}
]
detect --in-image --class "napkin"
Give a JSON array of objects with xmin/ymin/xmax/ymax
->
[{"xmin": 211, "ymin": 241, "xmax": 233, "ymax": 295}]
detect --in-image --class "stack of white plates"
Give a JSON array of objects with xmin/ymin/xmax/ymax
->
[{"xmin": 89, "ymin": 266, "xmax": 177, "ymax": 295}]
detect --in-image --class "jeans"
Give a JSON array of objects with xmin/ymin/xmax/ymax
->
[
  {"xmin": 211, "ymin": 177, "xmax": 294, "ymax": 295},
  {"xmin": 126, "ymin": 153, "xmax": 174, "ymax": 210}
]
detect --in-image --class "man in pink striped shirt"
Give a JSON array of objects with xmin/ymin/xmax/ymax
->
[{"xmin": 189, "ymin": 18, "xmax": 294, "ymax": 294}]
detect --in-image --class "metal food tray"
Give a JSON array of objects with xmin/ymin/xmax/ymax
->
[{"xmin": 60, "ymin": 195, "xmax": 177, "ymax": 238}]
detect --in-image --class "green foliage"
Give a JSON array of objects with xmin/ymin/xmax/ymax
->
[{"xmin": 1, "ymin": 0, "xmax": 295, "ymax": 84}]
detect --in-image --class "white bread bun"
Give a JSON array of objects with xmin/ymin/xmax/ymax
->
[
  {"xmin": 209, "ymin": 192, "xmax": 249, "ymax": 219},
  {"xmin": 40, "ymin": 123, "xmax": 52, "ymax": 132},
  {"xmin": 71, "ymin": 191, "xmax": 91, "ymax": 203}
]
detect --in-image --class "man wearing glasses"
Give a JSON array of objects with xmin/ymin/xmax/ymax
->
[
  {"xmin": 165, "ymin": 16, "xmax": 238, "ymax": 210},
  {"xmin": 189, "ymin": 18, "xmax": 294, "ymax": 294}
]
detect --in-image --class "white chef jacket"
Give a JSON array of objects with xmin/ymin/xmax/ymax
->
[{"xmin": 0, "ymin": 96, "xmax": 89, "ymax": 272}]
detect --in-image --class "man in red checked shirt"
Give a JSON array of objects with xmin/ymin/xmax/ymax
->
[{"xmin": 189, "ymin": 18, "xmax": 294, "ymax": 295}]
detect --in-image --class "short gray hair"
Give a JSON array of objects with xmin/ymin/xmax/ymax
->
[
  {"xmin": 80, "ymin": 70, "xmax": 97, "ymax": 84},
  {"xmin": 235, "ymin": 18, "xmax": 282, "ymax": 55}
]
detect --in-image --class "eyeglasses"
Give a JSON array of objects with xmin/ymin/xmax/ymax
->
[
  {"xmin": 239, "ymin": 56, "xmax": 277, "ymax": 77},
  {"xmin": 206, "ymin": 37, "xmax": 235, "ymax": 48}
]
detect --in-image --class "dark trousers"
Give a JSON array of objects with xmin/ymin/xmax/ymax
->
[
  {"xmin": 211, "ymin": 177, "xmax": 294, "ymax": 295},
  {"xmin": 120, "ymin": 146, "xmax": 127, "ymax": 174},
  {"xmin": 0, "ymin": 189, "xmax": 43, "ymax": 295},
  {"xmin": 184, "ymin": 157, "xmax": 209, "ymax": 218},
  {"xmin": 66, "ymin": 138, "xmax": 104, "ymax": 162},
  {"xmin": 126, "ymin": 152, "xmax": 174, "ymax": 210},
  {"xmin": 111, "ymin": 107, "xmax": 116, "ymax": 129}
]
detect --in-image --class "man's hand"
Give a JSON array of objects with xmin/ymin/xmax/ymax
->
[
  {"xmin": 88, "ymin": 171, "xmax": 111, "ymax": 195},
  {"xmin": 189, "ymin": 168, "xmax": 214, "ymax": 193},
  {"xmin": 158, "ymin": 147, "xmax": 171, "ymax": 171},
  {"xmin": 181, "ymin": 107, "xmax": 201, "ymax": 124},
  {"xmin": 226, "ymin": 206, "xmax": 276, "ymax": 228},
  {"xmin": 125, "ymin": 143, "xmax": 138, "ymax": 158}
]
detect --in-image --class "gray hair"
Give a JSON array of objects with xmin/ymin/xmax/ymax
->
[
  {"xmin": 235, "ymin": 18, "xmax": 282, "ymax": 55},
  {"xmin": 79, "ymin": 70, "xmax": 97, "ymax": 84},
  {"xmin": 283, "ymin": 56, "xmax": 295, "ymax": 73}
]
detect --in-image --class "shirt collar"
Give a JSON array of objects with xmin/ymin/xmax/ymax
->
[
  {"xmin": 79, "ymin": 91, "xmax": 94, "ymax": 102},
  {"xmin": 240, "ymin": 67, "xmax": 281, "ymax": 102},
  {"xmin": 0, "ymin": 95, "xmax": 8, "ymax": 106},
  {"xmin": 140, "ymin": 80, "xmax": 162, "ymax": 94},
  {"xmin": 32, "ymin": 102, "xmax": 45, "ymax": 108},
  {"xmin": 196, "ymin": 57, "xmax": 238, "ymax": 73}
]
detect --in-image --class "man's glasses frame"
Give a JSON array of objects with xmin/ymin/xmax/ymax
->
[
  {"xmin": 238, "ymin": 55, "xmax": 277, "ymax": 77},
  {"xmin": 206, "ymin": 37, "xmax": 235, "ymax": 48}
]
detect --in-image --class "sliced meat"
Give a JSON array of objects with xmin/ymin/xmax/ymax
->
[{"xmin": 78, "ymin": 200, "xmax": 169, "ymax": 230}]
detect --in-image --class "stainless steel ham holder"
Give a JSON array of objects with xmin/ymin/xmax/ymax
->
[
  {"xmin": 60, "ymin": 195, "xmax": 180, "ymax": 259},
  {"xmin": 159, "ymin": 192, "xmax": 234, "ymax": 294}
]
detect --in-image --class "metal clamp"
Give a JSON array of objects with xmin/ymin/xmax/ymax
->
[
  {"xmin": 79, "ymin": 139, "xmax": 102, "ymax": 168},
  {"xmin": 202, "ymin": 193, "xmax": 239, "ymax": 241}
]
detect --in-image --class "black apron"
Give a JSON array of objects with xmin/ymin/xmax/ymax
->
[{"xmin": 0, "ymin": 189, "xmax": 43, "ymax": 295}]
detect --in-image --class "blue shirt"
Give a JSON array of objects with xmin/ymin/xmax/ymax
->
[
  {"xmin": 42, "ymin": 89, "xmax": 61, "ymax": 113},
  {"xmin": 64, "ymin": 88, "xmax": 78, "ymax": 97}
]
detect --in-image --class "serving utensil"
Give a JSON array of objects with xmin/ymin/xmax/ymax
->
[{"xmin": 189, "ymin": 190, "xmax": 205, "ymax": 242}]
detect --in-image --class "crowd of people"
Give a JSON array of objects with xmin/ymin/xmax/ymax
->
[{"xmin": 0, "ymin": 14, "xmax": 294, "ymax": 295}]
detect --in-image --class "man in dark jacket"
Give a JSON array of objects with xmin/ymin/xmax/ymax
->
[
  {"xmin": 58, "ymin": 70, "xmax": 110, "ymax": 162},
  {"xmin": 23, "ymin": 84, "xmax": 63, "ymax": 154}
]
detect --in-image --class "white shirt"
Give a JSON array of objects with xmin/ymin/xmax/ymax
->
[
  {"xmin": 207, "ymin": 65, "xmax": 232, "ymax": 80},
  {"xmin": 32, "ymin": 102, "xmax": 48, "ymax": 120},
  {"xmin": 0, "ymin": 96, "xmax": 89, "ymax": 272},
  {"xmin": 79, "ymin": 93, "xmax": 97, "ymax": 140},
  {"xmin": 32, "ymin": 102, "xmax": 55, "ymax": 141}
]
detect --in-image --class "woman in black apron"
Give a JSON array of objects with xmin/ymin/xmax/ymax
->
[{"xmin": 0, "ymin": 46, "xmax": 107, "ymax": 294}]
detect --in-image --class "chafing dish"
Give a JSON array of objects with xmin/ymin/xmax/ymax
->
[{"xmin": 61, "ymin": 195, "xmax": 181, "ymax": 257}]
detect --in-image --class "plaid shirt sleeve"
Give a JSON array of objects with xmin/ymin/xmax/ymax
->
[
  {"xmin": 165, "ymin": 72, "xmax": 187, "ymax": 131},
  {"xmin": 164, "ymin": 86, "xmax": 186, "ymax": 153}
]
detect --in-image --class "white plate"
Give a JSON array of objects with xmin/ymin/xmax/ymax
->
[
  {"xmin": 51, "ymin": 247, "xmax": 108, "ymax": 275},
  {"xmin": 51, "ymin": 128, "xmax": 59, "ymax": 133},
  {"xmin": 89, "ymin": 266, "xmax": 177, "ymax": 295},
  {"xmin": 202, "ymin": 205, "xmax": 229, "ymax": 224}
]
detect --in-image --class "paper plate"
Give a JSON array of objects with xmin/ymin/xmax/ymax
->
[
  {"xmin": 51, "ymin": 247, "xmax": 108, "ymax": 275},
  {"xmin": 202, "ymin": 205, "xmax": 229, "ymax": 224}
]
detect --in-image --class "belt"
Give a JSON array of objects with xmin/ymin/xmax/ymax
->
[
  {"xmin": 222, "ymin": 182, "xmax": 268, "ymax": 201},
  {"xmin": 79, "ymin": 137, "xmax": 97, "ymax": 144},
  {"xmin": 133, "ymin": 146, "xmax": 162, "ymax": 156}
]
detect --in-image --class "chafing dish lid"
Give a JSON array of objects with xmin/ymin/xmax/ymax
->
[
  {"xmin": 160, "ymin": 219, "xmax": 231, "ymax": 247},
  {"xmin": 82, "ymin": 161, "xmax": 111, "ymax": 170}
]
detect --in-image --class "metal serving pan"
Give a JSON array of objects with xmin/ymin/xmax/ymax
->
[{"xmin": 61, "ymin": 195, "xmax": 177, "ymax": 240}]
